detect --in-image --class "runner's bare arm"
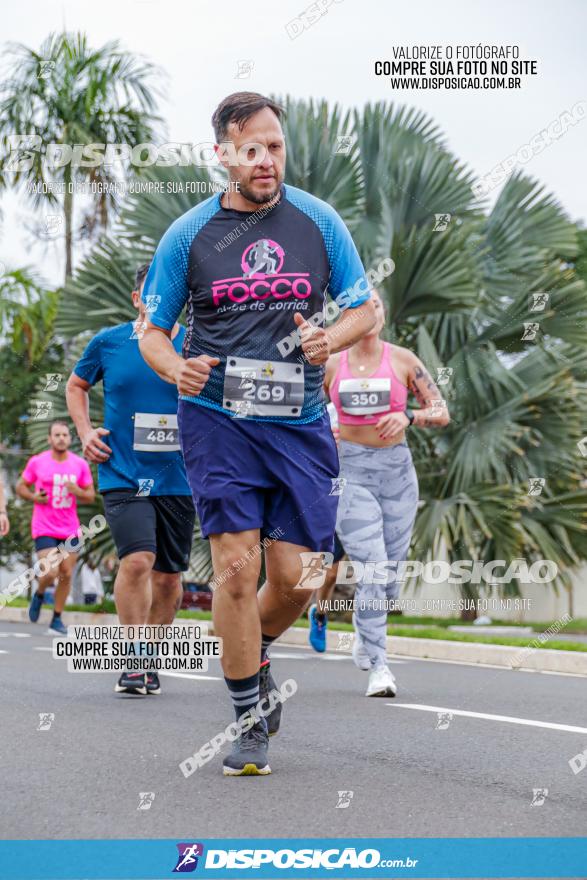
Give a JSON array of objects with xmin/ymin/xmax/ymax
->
[
  {"xmin": 139, "ymin": 322, "xmax": 219, "ymax": 396},
  {"xmin": 66, "ymin": 373, "xmax": 112, "ymax": 463},
  {"xmin": 407, "ymin": 354, "xmax": 451, "ymax": 428},
  {"xmin": 138, "ymin": 323, "xmax": 181, "ymax": 382},
  {"xmin": 64, "ymin": 480, "xmax": 96, "ymax": 503},
  {"xmin": 294, "ymin": 301, "xmax": 376, "ymax": 366},
  {"xmin": 15, "ymin": 477, "xmax": 47, "ymax": 504},
  {"xmin": 326, "ymin": 299, "xmax": 377, "ymax": 354}
]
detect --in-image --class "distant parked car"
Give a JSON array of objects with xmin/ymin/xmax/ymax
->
[{"xmin": 181, "ymin": 581, "xmax": 213, "ymax": 611}]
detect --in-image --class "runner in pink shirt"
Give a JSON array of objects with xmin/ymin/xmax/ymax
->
[{"xmin": 16, "ymin": 420, "xmax": 95, "ymax": 635}]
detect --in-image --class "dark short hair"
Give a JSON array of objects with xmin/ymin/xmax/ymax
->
[
  {"xmin": 211, "ymin": 92, "xmax": 284, "ymax": 143},
  {"xmin": 135, "ymin": 262, "xmax": 151, "ymax": 290},
  {"xmin": 49, "ymin": 419, "xmax": 69, "ymax": 433}
]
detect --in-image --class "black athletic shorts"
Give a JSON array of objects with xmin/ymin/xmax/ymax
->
[{"xmin": 102, "ymin": 490, "xmax": 196, "ymax": 573}]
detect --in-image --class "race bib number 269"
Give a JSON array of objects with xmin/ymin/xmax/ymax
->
[{"xmin": 223, "ymin": 356, "xmax": 304, "ymax": 418}]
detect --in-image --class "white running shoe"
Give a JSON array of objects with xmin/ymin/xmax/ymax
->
[
  {"xmin": 365, "ymin": 665, "xmax": 397, "ymax": 698},
  {"xmin": 351, "ymin": 613, "xmax": 370, "ymax": 671}
]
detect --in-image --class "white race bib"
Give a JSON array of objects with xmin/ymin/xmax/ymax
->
[
  {"xmin": 338, "ymin": 377, "xmax": 391, "ymax": 416},
  {"xmin": 223, "ymin": 356, "xmax": 305, "ymax": 418},
  {"xmin": 133, "ymin": 413, "xmax": 180, "ymax": 452}
]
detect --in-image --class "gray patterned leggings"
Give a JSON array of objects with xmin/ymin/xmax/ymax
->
[{"xmin": 335, "ymin": 440, "xmax": 419, "ymax": 669}]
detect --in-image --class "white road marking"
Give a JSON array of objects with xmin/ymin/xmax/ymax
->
[
  {"xmin": 387, "ymin": 702, "xmax": 587, "ymax": 734},
  {"xmin": 0, "ymin": 650, "xmax": 8, "ymax": 654},
  {"xmin": 540, "ymin": 670, "xmax": 587, "ymax": 679},
  {"xmin": 0, "ymin": 632, "xmax": 31, "ymax": 638},
  {"xmin": 159, "ymin": 672, "xmax": 221, "ymax": 681},
  {"xmin": 34, "ymin": 647, "xmax": 52, "ymax": 652}
]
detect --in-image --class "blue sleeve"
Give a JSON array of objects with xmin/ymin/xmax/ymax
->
[
  {"xmin": 325, "ymin": 208, "xmax": 371, "ymax": 309},
  {"xmin": 142, "ymin": 196, "xmax": 221, "ymax": 330},
  {"xmin": 73, "ymin": 334, "xmax": 104, "ymax": 385},
  {"xmin": 141, "ymin": 220, "xmax": 190, "ymax": 331}
]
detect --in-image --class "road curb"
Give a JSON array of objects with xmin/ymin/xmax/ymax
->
[{"xmin": 2, "ymin": 607, "xmax": 586, "ymax": 675}]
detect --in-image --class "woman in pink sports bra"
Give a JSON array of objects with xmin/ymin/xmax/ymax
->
[{"xmin": 320, "ymin": 290, "xmax": 450, "ymax": 698}]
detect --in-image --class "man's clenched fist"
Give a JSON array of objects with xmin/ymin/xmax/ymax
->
[
  {"xmin": 174, "ymin": 355, "xmax": 220, "ymax": 396},
  {"xmin": 293, "ymin": 313, "xmax": 331, "ymax": 366}
]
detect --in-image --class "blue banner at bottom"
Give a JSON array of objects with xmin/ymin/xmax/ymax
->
[{"xmin": 0, "ymin": 838, "xmax": 586, "ymax": 879}]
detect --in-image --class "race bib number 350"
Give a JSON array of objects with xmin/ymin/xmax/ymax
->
[
  {"xmin": 338, "ymin": 377, "xmax": 391, "ymax": 416},
  {"xmin": 223, "ymin": 356, "xmax": 305, "ymax": 418},
  {"xmin": 133, "ymin": 413, "xmax": 180, "ymax": 452}
]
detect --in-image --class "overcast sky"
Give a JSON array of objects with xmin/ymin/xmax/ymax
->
[{"xmin": 1, "ymin": 0, "xmax": 585, "ymax": 286}]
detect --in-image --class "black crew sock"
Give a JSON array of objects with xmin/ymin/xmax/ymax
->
[
  {"xmin": 261, "ymin": 633, "xmax": 277, "ymax": 664},
  {"xmin": 225, "ymin": 671, "xmax": 260, "ymax": 722},
  {"xmin": 51, "ymin": 611, "xmax": 61, "ymax": 622},
  {"xmin": 316, "ymin": 611, "xmax": 327, "ymax": 624}
]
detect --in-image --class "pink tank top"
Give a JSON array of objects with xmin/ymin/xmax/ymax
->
[{"xmin": 329, "ymin": 342, "xmax": 408, "ymax": 426}]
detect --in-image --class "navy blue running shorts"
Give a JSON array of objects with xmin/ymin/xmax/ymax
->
[
  {"xmin": 34, "ymin": 536, "xmax": 69, "ymax": 552},
  {"xmin": 178, "ymin": 400, "xmax": 339, "ymax": 552}
]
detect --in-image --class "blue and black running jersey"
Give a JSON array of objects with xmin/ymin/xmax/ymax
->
[{"xmin": 142, "ymin": 184, "xmax": 371, "ymax": 423}]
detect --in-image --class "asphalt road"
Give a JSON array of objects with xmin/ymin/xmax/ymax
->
[{"xmin": 1, "ymin": 620, "xmax": 586, "ymax": 841}]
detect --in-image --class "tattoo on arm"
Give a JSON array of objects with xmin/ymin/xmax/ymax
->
[{"xmin": 411, "ymin": 365, "xmax": 441, "ymax": 407}]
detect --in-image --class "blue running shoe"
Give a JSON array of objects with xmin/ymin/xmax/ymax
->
[
  {"xmin": 308, "ymin": 603, "xmax": 327, "ymax": 653},
  {"xmin": 48, "ymin": 617, "xmax": 68, "ymax": 636},
  {"xmin": 28, "ymin": 591, "xmax": 44, "ymax": 623}
]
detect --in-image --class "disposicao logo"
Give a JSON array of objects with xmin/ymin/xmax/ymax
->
[{"xmin": 173, "ymin": 842, "xmax": 204, "ymax": 872}]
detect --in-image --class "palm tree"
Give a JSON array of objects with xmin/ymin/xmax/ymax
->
[
  {"xmin": 0, "ymin": 31, "xmax": 162, "ymax": 281},
  {"xmin": 25, "ymin": 99, "xmax": 587, "ymax": 607},
  {"xmin": 285, "ymin": 100, "xmax": 587, "ymax": 605},
  {"xmin": 407, "ymin": 173, "xmax": 587, "ymax": 608}
]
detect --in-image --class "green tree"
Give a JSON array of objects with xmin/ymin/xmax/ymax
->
[
  {"xmin": 284, "ymin": 101, "xmax": 587, "ymax": 605},
  {"xmin": 0, "ymin": 268, "xmax": 59, "ymax": 364},
  {"xmin": 0, "ymin": 269, "xmax": 64, "ymax": 567},
  {"xmin": 0, "ymin": 267, "xmax": 63, "ymax": 461},
  {"xmin": 0, "ymin": 31, "xmax": 162, "ymax": 280}
]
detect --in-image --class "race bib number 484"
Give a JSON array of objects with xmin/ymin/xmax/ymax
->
[{"xmin": 133, "ymin": 413, "xmax": 180, "ymax": 451}]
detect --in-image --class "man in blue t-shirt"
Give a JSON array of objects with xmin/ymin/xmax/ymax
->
[
  {"xmin": 66, "ymin": 263, "xmax": 195, "ymax": 697},
  {"xmin": 139, "ymin": 92, "xmax": 376, "ymax": 775}
]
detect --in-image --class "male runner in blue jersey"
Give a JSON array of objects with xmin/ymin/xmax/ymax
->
[
  {"xmin": 139, "ymin": 92, "xmax": 376, "ymax": 775},
  {"xmin": 66, "ymin": 263, "xmax": 196, "ymax": 696}
]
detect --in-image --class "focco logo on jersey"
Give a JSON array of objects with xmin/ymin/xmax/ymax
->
[{"xmin": 211, "ymin": 239, "xmax": 312, "ymax": 306}]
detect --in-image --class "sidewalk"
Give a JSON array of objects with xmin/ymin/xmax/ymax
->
[{"xmin": 3, "ymin": 606, "xmax": 587, "ymax": 675}]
